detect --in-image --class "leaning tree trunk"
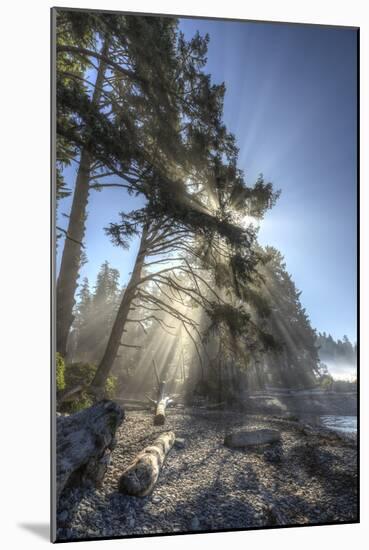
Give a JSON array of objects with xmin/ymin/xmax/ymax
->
[
  {"xmin": 56, "ymin": 400, "xmax": 124, "ymax": 501},
  {"xmin": 217, "ymin": 341, "xmax": 223, "ymax": 404},
  {"xmin": 91, "ymin": 226, "xmax": 149, "ymax": 390},
  {"xmin": 118, "ymin": 431, "xmax": 175, "ymax": 496},
  {"xmin": 56, "ymin": 38, "xmax": 110, "ymax": 357}
]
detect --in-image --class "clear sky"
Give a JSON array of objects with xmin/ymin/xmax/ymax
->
[{"xmin": 57, "ymin": 17, "xmax": 357, "ymax": 343}]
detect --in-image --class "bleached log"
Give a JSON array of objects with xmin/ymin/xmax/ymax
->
[
  {"xmin": 153, "ymin": 380, "xmax": 169, "ymax": 425},
  {"xmin": 204, "ymin": 401, "xmax": 226, "ymax": 410},
  {"xmin": 154, "ymin": 397, "xmax": 171, "ymax": 425},
  {"xmin": 115, "ymin": 398, "xmax": 151, "ymax": 408},
  {"xmin": 118, "ymin": 431, "xmax": 175, "ymax": 496}
]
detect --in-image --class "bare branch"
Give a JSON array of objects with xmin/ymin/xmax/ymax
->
[
  {"xmin": 57, "ymin": 45, "xmax": 142, "ymax": 83},
  {"xmin": 119, "ymin": 343, "xmax": 142, "ymax": 349}
]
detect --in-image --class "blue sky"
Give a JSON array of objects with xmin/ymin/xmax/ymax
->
[{"xmin": 57, "ymin": 17, "xmax": 357, "ymax": 342}]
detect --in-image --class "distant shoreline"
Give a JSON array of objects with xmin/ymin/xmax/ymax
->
[{"xmin": 245, "ymin": 392, "xmax": 357, "ymax": 416}]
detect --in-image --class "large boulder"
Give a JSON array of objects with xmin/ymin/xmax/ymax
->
[
  {"xmin": 224, "ymin": 428, "xmax": 281, "ymax": 448},
  {"xmin": 56, "ymin": 400, "xmax": 124, "ymax": 500}
]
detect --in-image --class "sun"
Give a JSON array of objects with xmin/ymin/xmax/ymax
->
[{"xmin": 241, "ymin": 214, "xmax": 259, "ymax": 229}]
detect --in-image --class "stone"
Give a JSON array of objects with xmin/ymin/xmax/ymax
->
[
  {"xmin": 174, "ymin": 438, "xmax": 186, "ymax": 449},
  {"xmin": 224, "ymin": 429, "xmax": 281, "ymax": 448},
  {"xmin": 264, "ymin": 444, "xmax": 283, "ymax": 463},
  {"xmin": 58, "ymin": 510, "xmax": 68, "ymax": 523}
]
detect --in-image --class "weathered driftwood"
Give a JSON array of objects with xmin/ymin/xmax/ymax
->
[
  {"xmin": 146, "ymin": 361, "xmax": 176, "ymax": 424},
  {"xmin": 153, "ymin": 381, "xmax": 173, "ymax": 425},
  {"xmin": 118, "ymin": 431, "xmax": 175, "ymax": 496},
  {"xmin": 200, "ymin": 401, "xmax": 226, "ymax": 410},
  {"xmin": 118, "ymin": 405, "xmax": 150, "ymax": 411},
  {"xmin": 154, "ymin": 397, "xmax": 171, "ymax": 425},
  {"xmin": 116, "ymin": 399, "xmax": 151, "ymax": 406},
  {"xmin": 56, "ymin": 400, "xmax": 124, "ymax": 500},
  {"xmin": 115, "ymin": 398, "xmax": 151, "ymax": 411},
  {"xmin": 224, "ymin": 428, "xmax": 281, "ymax": 448}
]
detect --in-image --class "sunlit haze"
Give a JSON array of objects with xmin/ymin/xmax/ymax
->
[{"xmin": 57, "ymin": 19, "xmax": 357, "ymax": 347}]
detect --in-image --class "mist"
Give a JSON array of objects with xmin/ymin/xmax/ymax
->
[{"xmin": 324, "ymin": 360, "xmax": 357, "ymax": 382}]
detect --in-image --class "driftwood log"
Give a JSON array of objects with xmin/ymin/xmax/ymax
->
[
  {"xmin": 149, "ymin": 360, "xmax": 174, "ymax": 425},
  {"xmin": 56, "ymin": 400, "xmax": 124, "ymax": 500},
  {"xmin": 224, "ymin": 429, "xmax": 281, "ymax": 448},
  {"xmin": 115, "ymin": 398, "xmax": 151, "ymax": 411},
  {"xmin": 154, "ymin": 381, "xmax": 172, "ymax": 425},
  {"xmin": 118, "ymin": 431, "xmax": 175, "ymax": 496}
]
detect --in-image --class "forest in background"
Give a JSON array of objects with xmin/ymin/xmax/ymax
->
[
  {"xmin": 55, "ymin": 10, "xmax": 355, "ymax": 412},
  {"xmin": 316, "ymin": 332, "xmax": 357, "ymax": 365}
]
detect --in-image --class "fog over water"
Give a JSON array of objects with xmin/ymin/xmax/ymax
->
[{"xmin": 325, "ymin": 360, "xmax": 357, "ymax": 381}]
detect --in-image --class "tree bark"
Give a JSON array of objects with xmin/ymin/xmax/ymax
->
[
  {"xmin": 118, "ymin": 431, "xmax": 175, "ymax": 496},
  {"xmin": 56, "ymin": 38, "xmax": 110, "ymax": 357},
  {"xmin": 91, "ymin": 226, "xmax": 149, "ymax": 390},
  {"xmin": 218, "ymin": 341, "xmax": 223, "ymax": 403}
]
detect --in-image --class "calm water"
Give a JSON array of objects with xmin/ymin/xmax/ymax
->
[{"xmin": 319, "ymin": 415, "xmax": 357, "ymax": 434}]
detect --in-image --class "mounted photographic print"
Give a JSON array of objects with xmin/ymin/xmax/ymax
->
[{"xmin": 51, "ymin": 7, "xmax": 359, "ymax": 543}]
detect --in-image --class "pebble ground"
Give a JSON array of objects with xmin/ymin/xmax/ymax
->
[{"xmin": 56, "ymin": 408, "xmax": 357, "ymax": 541}]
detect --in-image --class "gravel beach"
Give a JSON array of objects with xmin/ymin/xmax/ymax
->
[{"xmin": 56, "ymin": 408, "xmax": 358, "ymax": 541}]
